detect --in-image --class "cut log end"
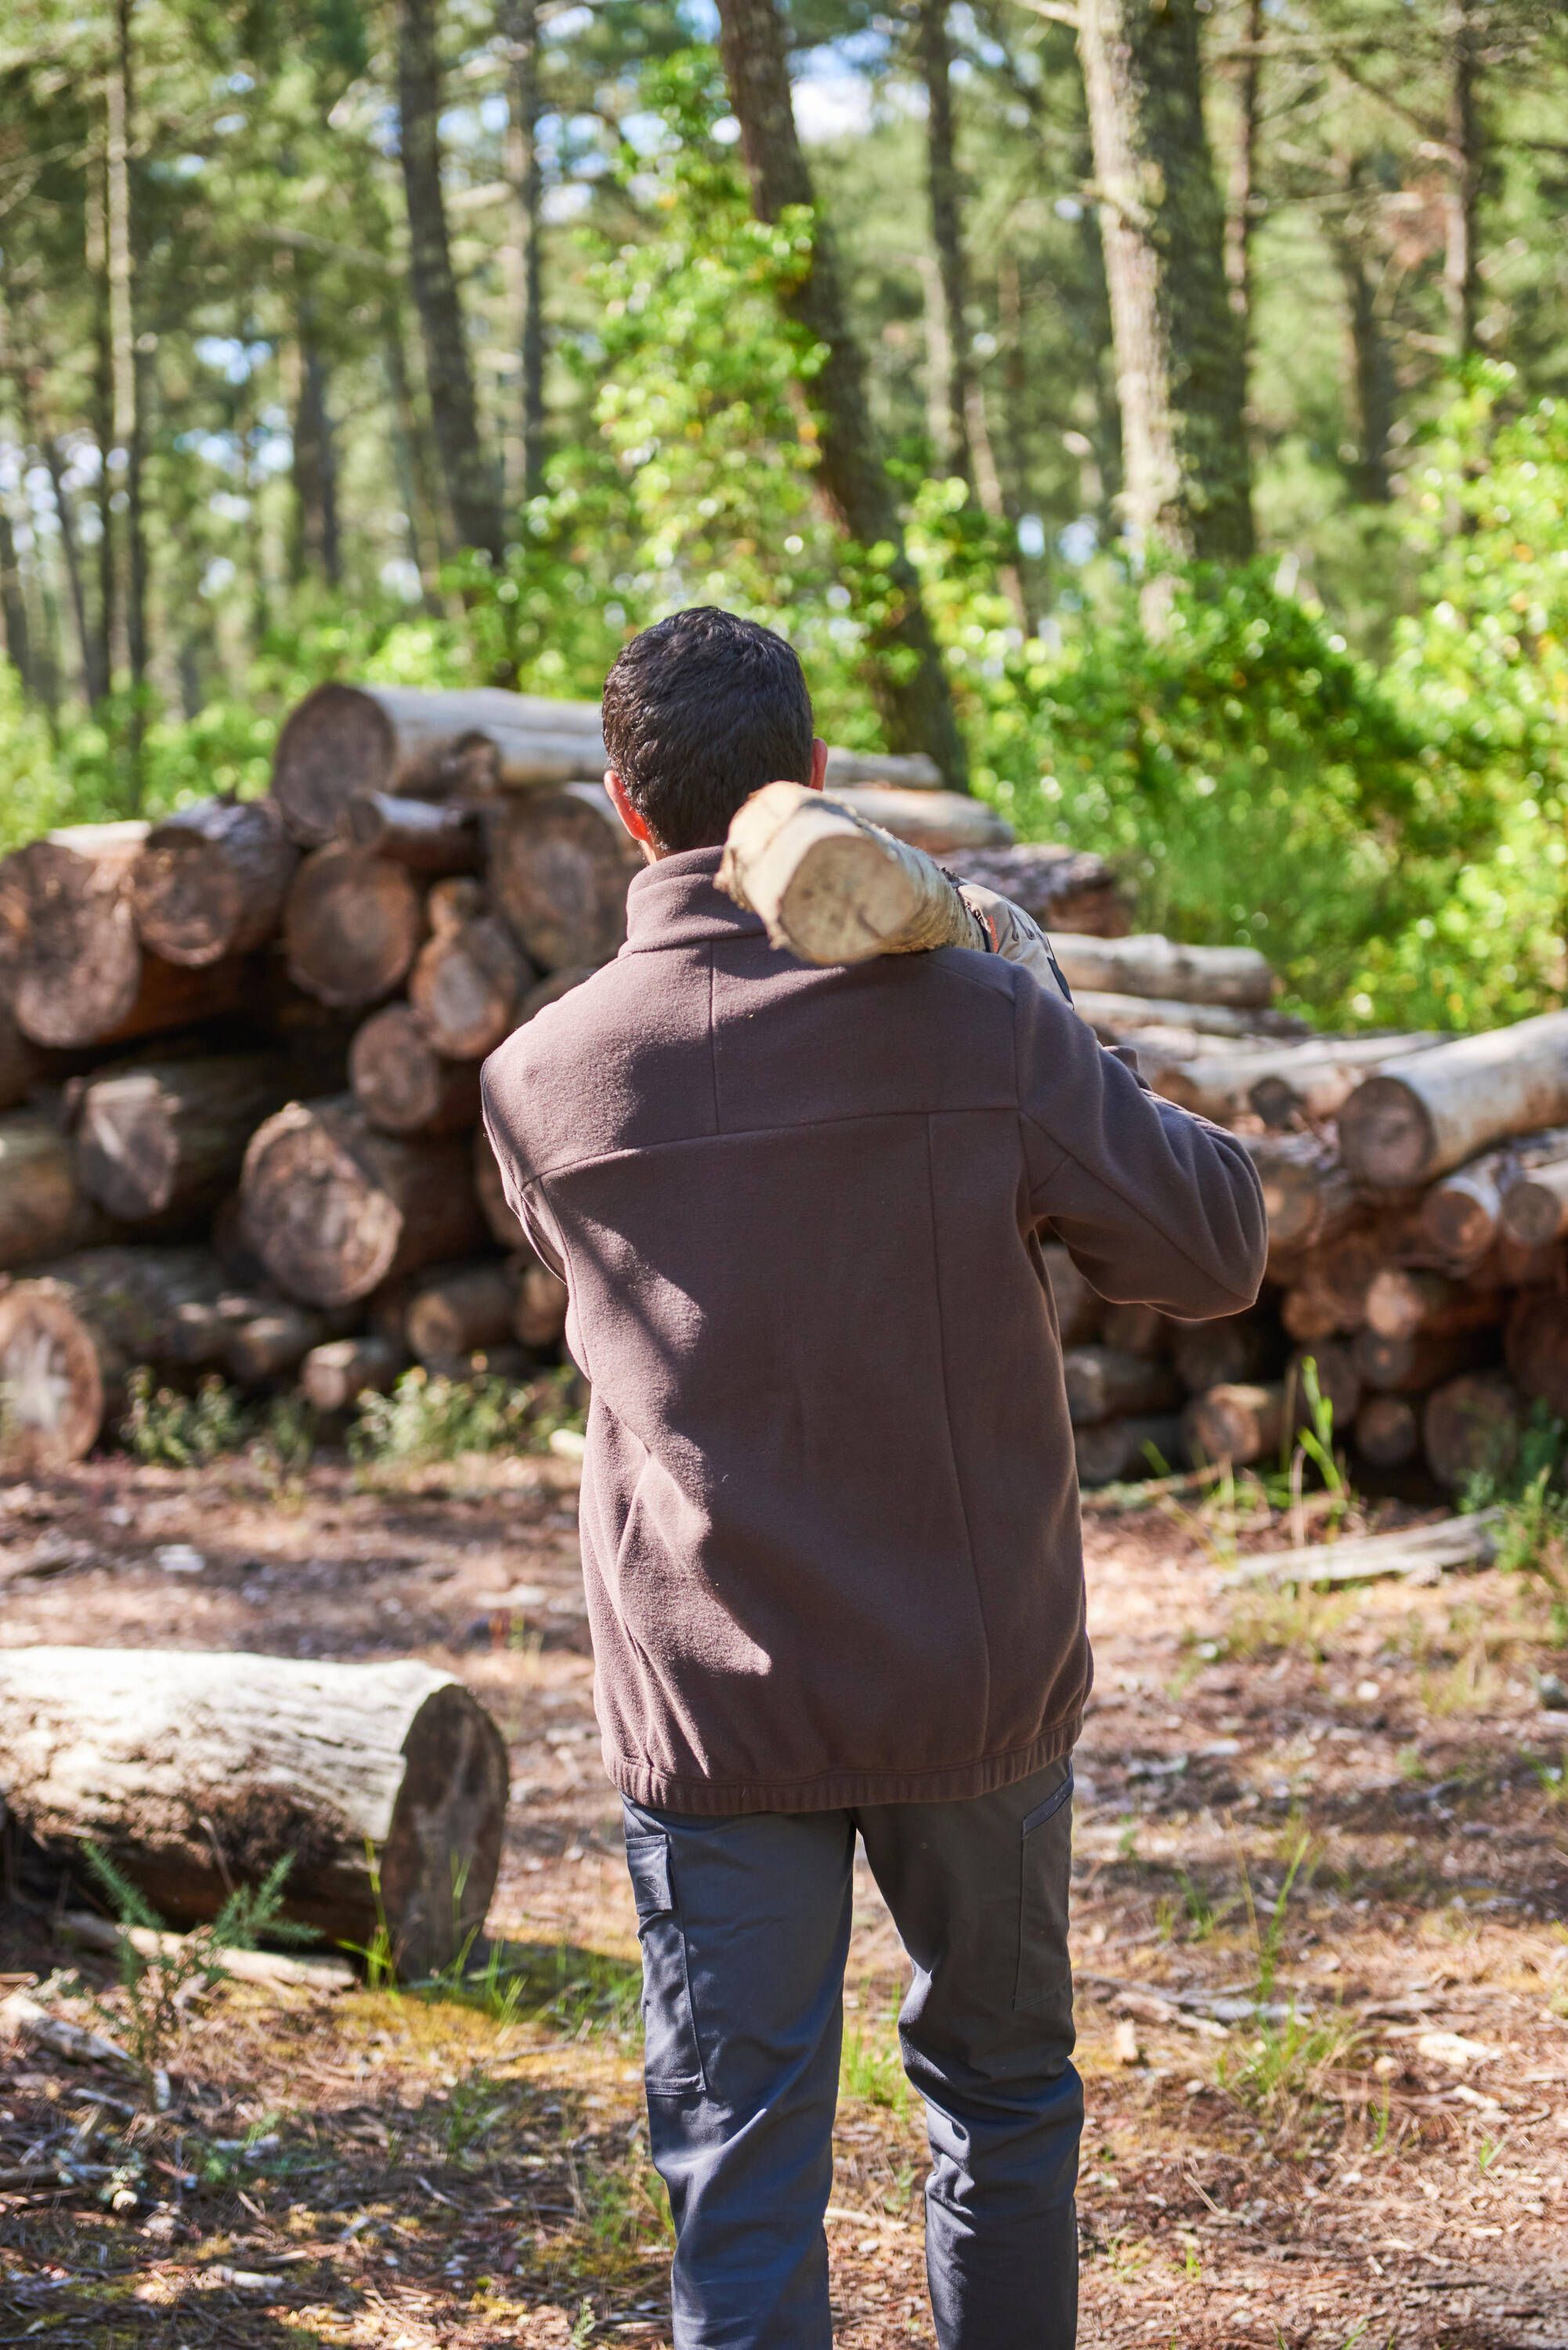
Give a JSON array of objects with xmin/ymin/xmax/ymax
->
[
  {"xmin": 241, "ymin": 1098, "xmax": 485, "ymax": 1307},
  {"xmin": 0, "ymin": 1281, "xmax": 106, "ymax": 1470},
  {"xmin": 284, "ymin": 847, "xmax": 425, "ymax": 1010},
  {"xmin": 1338, "ymin": 1074, "xmax": 1437, "ymax": 1190},
  {"xmin": 349, "ymin": 1006, "xmax": 481, "ymax": 1137},
  {"xmin": 132, "ymin": 799, "xmax": 298, "ymax": 966}
]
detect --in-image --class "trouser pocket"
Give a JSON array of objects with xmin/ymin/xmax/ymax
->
[
  {"xmin": 1013, "ymin": 1763, "xmax": 1074, "ymax": 2019},
  {"xmin": 624, "ymin": 1829, "xmax": 706, "ymax": 2096}
]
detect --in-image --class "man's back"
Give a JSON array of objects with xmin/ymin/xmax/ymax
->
[{"xmin": 482, "ymin": 844, "xmax": 1266, "ymax": 1817}]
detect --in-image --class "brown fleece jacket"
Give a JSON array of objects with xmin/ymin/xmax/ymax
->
[{"xmin": 481, "ymin": 847, "xmax": 1266, "ymax": 1815}]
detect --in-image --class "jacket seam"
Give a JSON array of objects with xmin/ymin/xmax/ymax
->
[
  {"xmin": 923, "ymin": 1112, "xmax": 990, "ymax": 1741},
  {"xmin": 706, "ymin": 942, "xmax": 721, "ymax": 1134},
  {"xmin": 521, "ymin": 1104, "xmax": 1020, "ymax": 1184}
]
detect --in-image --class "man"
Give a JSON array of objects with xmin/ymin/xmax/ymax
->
[{"xmin": 482, "ymin": 606, "xmax": 1266, "ymax": 2350}]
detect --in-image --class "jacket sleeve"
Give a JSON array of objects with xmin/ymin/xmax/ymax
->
[
  {"xmin": 1013, "ymin": 969, "xmax": 1268, "ymax": 1320},
  {"xmin": 479, "ymin": 1062, "xmax": 569, "ymax": 1283}
]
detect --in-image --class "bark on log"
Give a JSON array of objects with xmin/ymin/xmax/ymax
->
[
  {"xmin": 487, "ymin": 784, "xmax": 640, "ymax": 971},
  {"xmin": 1063, "ymin": 1344, "xmax": 1182, "ymax": 1426},
  {"xmin": 1041, "ymin": 1243, "xmax": 1100, "ymax": 1345},
  {"xmin": 1505, "ymin": 1287, "xmax": 1568, "ymax": 1418},
  {"xmin": 1047, "ymin": 931, "xmax": 1274, "ymax": 1010},
  {"xmin": 1075, "ymin": 991, "xmax": 1292, "ymax": 1042},
  {"xmin": 1074, "ymin": 1413, "xmax": 1187, "ymax": 1486},
  {"xmin": 240, "ymin": 1097, "xmax": 486, "ymax": 1307},
  {"xmin": 1183, "ymin": 1380, "xmax": 1284, "ymax": 1466},
  {"xmin": 1498, "ymin": 1155, "xmax": 1568, "ymax": 1249},
  {"xmin": 475, "ymin": 1126, "xmax": 526, "ymax": 1251},
  {"xmin": 1136, "ymin": 1036, "xmax": 1307, "ymax": 1123},
  {"xmin": 1246, "ymin": 1034, "xmax": 1443, "ymax": 1129},
  {"xmin": 721, "ymin": 782, "xmax": 977, "ymax": 966},
  {"xmin": 1424, "ymin": 1369, "xmax": 1523, "ymax": 1491},
  {"xmin": 339, "ymin": 793, "xmax": 483, "ymax": 875},
  {"xmin": 0, "ymin": 1111, "xmax": 116, "ymax": 1271},
  {"xmin": 1351, "ymin": 1326, "xmax": 1487, "ymax": 1394},
  {"xmin": 1354, "ymin": 1395, "xmax": 1422, "ymax": 1470},
  {"xmin": 1339, "ymin": 1012, "xmax": 1568, "ymax": 1188},
  {"xmin": 283, "ymin": 846, "xmax": 425, "ymax": 1010},
  {"xmin": 824, "ymin": 786, "xmax": 1011, "ymax": 855},
  {"xmin": 405, "ymin": 1264, "xmax": 518, "ymax": 1365},
  {"xmin": 951, "ymin": 843, "xmax": 1130, "ymax": 938},
  {"xmin": 1364, "ymin": 1267, "xmax": 1500, "ymax": 1343},
  {"xmin": 349, "ymin": 1005, "xmax": 482, "ymax": 1137},
  {"xmin": 301, "ymin": 1334, "xmax": 404, "ymax": 1413},
  {"xmin": 513, "ymin": 1261, "xmax": 568, "ymax": 1349},
  {"xmin": 70, "ymin": 1054, "xmax": 294, "ymax": 1224},
  {"xmin": 0, "ymin": 1647, "xmax": 508, "ymax": 1979},
  {"xmin": 428, "ymin": 875, "xmax": 486, "ymax": 935},
  {"xmin": 271, "ymin": 682, "xmax": 607, "ymax": 845},
  {"xmin": 407, "ymin": 912, "xmax": 531, "ymax": 1061},
  {"xmin": 1243, "ymin": 1132, "xmax": 1360, "ymax": 1255},
  {"xmin": 0, "ymin": 1246, "xmax": 226, "ymax": 1469},
  {"xmin": 1172, "ymin": 1312, "xmax": 1280, "ymax": 1394},
  {"xmin": 0, "ymin": 824, "xmax": 255, "ymax": 1050},
  {"xmin": 0, "ymin": 1003, "xmax": 42, "ymax": 1112},
  {"xmin": 1418, "ymin": 1127, "xmax": 1568, "ymax": 1262},
  {"xmin": 132, "ymin": 799, "xmax": 298, "ymax": 967}
]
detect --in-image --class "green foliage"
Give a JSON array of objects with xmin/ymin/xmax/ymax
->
[
  {"xmin": 121, "ymin": 1367, "xmax": 248, "ymax": 1467},
  {"xmin": 349, "ymin": 1366, "xmax": 534, "ymax": 1467},
  {"xmin": 1465, "ymin": 1402, "xmax": 1568, "ymax": 1619}
]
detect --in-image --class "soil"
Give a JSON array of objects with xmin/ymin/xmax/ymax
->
[{"xmin": 2, "ymin": 1447, "xmax": 1566, "ymax": 2348}]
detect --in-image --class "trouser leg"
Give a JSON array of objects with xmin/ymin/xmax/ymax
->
[
  {"xmin": 856, "ymin": 1757, "xmax": 1081, "ymax": 2350},
  {"xmin": 621, "ymin": 1799, "xmax": 855, "ymax": 2350}
]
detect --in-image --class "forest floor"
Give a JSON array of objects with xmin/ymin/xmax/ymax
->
[{"xmin": 2, "ymin": 1445, "xmax": 1567, "ymax": 2349}]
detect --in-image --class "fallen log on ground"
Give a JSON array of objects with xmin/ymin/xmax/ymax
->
[
  {"xmin": 0, "ymin": 1109, "xmax": 116, "ymax": 1270},
  {"xmin": 0, "ymin": 1648, "xmax": 508, "ymax": 1979},
  {"xmin": 1363, "ymin": 1268, "xmax": 1501, "ymax": 1343},
  {"xmin": 132, "ymin": 798, "xmax": 298, "ymax": 966},
  {"xmin": 0, "ymin": 1246, "xmax": 226, "ymax": 1468},
  {"xmin": 1183, "ymin": 1379, "xmax": 1286, "ymax": 1467},
  {"xmin": 1339, "ymin": 1012, "xmax": 1568, "ymax": 1188},
  {"xmin": 1351, "ymin": 1326, "xmax": 1487, "ymax": 1394},
  {"xmin": 1172, "ymin": 1312, "xmax": 1281, "ymax": 1394},
  {"xmin": 1414, "ymin": 1127, "xmax": 1568, "ymax": 1263},
  {"xmin": 283, "ymin": 845, "xmax": 425, "ymax": 1010},
  {"xmin": 349, "ymin": 1005, "xmax": 482, "ymax": 1137},
  {"xmin": 0, "ymin": 1003, "xmax": 42, "ymax": 1112},
  {"xmin": 486, "ymin": 783, "xmax": 641, "ymax": 971},
  {"xmin": 240, "ymin": 1097, "xmax": 486, "ymax": 1306},
  {"xmin": 1075, "ymin": 991, "xmax": 1292, "ymax": 1043},
  {"xmin": 1225, "ymin": 1509, "xmax": 1501, "ymax": 1587},
  {"xmin": 70, "ymin": 1054, "xmax": 294, "ymax": 1224},
  {"xmin": 1243, "ymin": 1133, "xmax": 1360, "ymax": 1256},
  {"xmin": 1246, "ymin": 1034, "xmax": 1443, "ymax": 1129},
  {"xmin": 56, "ymin": 1911, "xmax": 355, "ymax": 1992}
]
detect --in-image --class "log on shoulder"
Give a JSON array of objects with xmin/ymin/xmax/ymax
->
[
  {"xmin": 0, "ymin": 1647, "xmax": 508, "ymax": 1979},
  {"xmin": 1339, "ymin": 1012, "xmax": 1568, "ymax": 1189},
  {"xmin": 240, "ymin": 1097, "xmax": 486, "ymax": 1307},
  {"xmin": 720, "ymin": 781, "xmax": 977, "ymax": 965}
]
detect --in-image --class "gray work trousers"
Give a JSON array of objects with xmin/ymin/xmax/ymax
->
[{"xmin": 622, "ymin": 1755, "xmax": 1079, "ymax": 2350}]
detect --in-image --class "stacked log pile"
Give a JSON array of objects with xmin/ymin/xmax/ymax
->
[{"xmin": 0, "ymin": 685, "xmax": 1129, "ymax": 1470}]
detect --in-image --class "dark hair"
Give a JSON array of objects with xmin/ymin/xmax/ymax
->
[{"xmin": 601, "ymin": 608, "xmax": 815, "ymax": 852}]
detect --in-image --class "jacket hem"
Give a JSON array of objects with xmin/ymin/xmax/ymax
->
[{"xmin": 605, "ymin": 1715, "xmax": 1084, "ymax": 1817}]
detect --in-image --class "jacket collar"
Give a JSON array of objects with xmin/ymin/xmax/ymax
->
[{"xmin": 622, "ymin": 846, "xmax": 767, "ymax": 953}]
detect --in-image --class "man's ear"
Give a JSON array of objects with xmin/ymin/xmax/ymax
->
[
  {"xmin": 807, "ymin": 736, "xmax": 828, "ymax": 791},
  {"xmin": 605, "ymin": 768, "xmax": 656, "ymax": 857}
]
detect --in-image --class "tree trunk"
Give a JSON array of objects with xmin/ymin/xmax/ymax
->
[
  {"xmin": 0, "ymin": 1111, "xmax": 117, "ymax": 1271},
  {"xmin": 132, "ymin": 798, "xmax": 298, "ymax": 965},
  {"xmin": 301, "ymin": 1333, "xmax": 403, "ymax": 1413},
  {"xmin": 88, "ymin": 156, "xmax": 118, "ymax": 703},
  {"xmin": 1076, "ymin": 0, "xmax": 1254, "ymax": 564},
  {"xmin": 108, "ymin": 0, "xmax": 149, "ymax": 781},
  {"xmin": 349, "ymin": 1003, "xmax": 482, "ymax": 1137},
  {"xmin": 70, "ymin": 1054, "xmax": 294, "ymax": 1224},
  {"xmin": 1335, "ymin": 162, "xmax": 1396, "ymax": 505},
  {"xmin": 42, "ymin": 432, "xmax": 105, "ymax": 706},
  {"xmin": 0, "ymin": 495, "xmax": 32, "ymax": 693},
  {"xmin": 291, "ymin": 299, "xmax": 341, "ymax": 587},
  {"xmin": 1063, "ymin": 1344, "xmax": 1181, "ymax": 1425},
  {"xmin": 396, "ymin": 0, "xmax": 503, "ymax": 562},
  {"xmin": 341, "ymin": 793, "xmax": 483, "ymax": 875},
  {"xmin": 1075, "ymin": 1412, "xmax": 1185, "ymax": 1485},
  {"xmin": 513, "ymin": 1260, "xmax": 568, "ymax": 1348},
  {"xmin": 0, "ymin": 1647, "xmax": 507, "ymax": 1980},
  {"xmin": 405, "ymin": 1262, "xmax": 518, "ymax": 1364},
  {"xmin": 240, "ymin": 1097, "xmax": 486, "ymax": 1307},
  {"xmin": 283, "ymin": 846, "xmax": 425, "ymax": 1010},
  {"xmin": 714, "ymin": 0, "xmax": 969, "ymax": 787},
  {"xmin": 1354, "ymin": 1394, "xmax": 1422, "ymax": 1470},
  {"xmin": 1423, "ymin": 1369, "xmax": 1520, "ymax": 1491},
  {"xmin": 272, "ymin": 682, "xmax": 604, "ymax": 843},
  {"xmin": 0, "ymin": 825, "xmax": 255, "ymax": 1050},
  {"xmin": 1339, "ymin": 1014, "xmax": 1568, "ymax": 1188},
  {"xmin": 475, "ymin": 1126, "xmax": 526, "ymax": 1250},
  {"xmin": 409, "ymin": 909, "xmax": 531, "ymax": 1060},
  {"xmin": 487, "ymin": 784, "xmax": 639, "ymax": 971},
  {"xmin": 0, "ymin": 1246, "xmax": 225, "ymax": 1469},
  {"xmin": 1050, "ymin": 929, "xmax": 1274, "ymax": 1007},
  {"xmin": 1443, "ymin": 0, "xmax": 1483, "ymax": 360},
  {"xmin": 1223, "ymin": 0, "xmax": 1263, "ymax": 355},
  {"xmin": 383, "ymin": 296, "xmax": 452, "ymax": 604},
  {"xmin": 505, "ymin": 0, "xmax": 547, "ymax": 502},
  {"xmin": 916, "ymin": 0, "xmax": 973, "ymax": 482}
]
